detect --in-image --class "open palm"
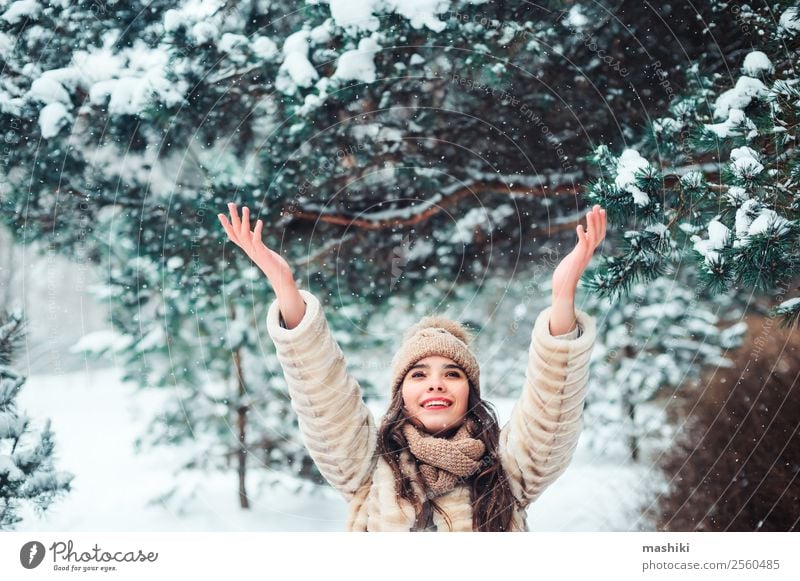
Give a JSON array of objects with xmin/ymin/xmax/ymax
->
[
  {"xmin": 551, "ymin": 204, "xmax": 607, "ymax": 299},
  {"xmin": 218, "ymin": 203, "xmax": 292, "ymax": 288}
]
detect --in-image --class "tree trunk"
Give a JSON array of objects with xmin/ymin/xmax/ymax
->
[
  {"xmin": 230, "ymin": 298, "xmax": 251, "ymax": 509},
  {"xmin": 0, "ymin": 228, "xmax": 14, "ymax": 311},
  {"xmin": 622, "ymin": 343, "xmax": 640, "ymax": 462},
  {"xmin": 233, "ymin": 346, "xmax": 250, "ymax": 509},
  {"xmin": 626, "ymin": 395, "xmax": 639, "ymax": 463}
]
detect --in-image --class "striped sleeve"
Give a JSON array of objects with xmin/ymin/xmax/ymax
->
[
  {"xmin": 499, "ymin": 306, "xmax": 596, "ymax": 507},
  {"xmin": 266, "ymin": 290, "xmax": 377, "ymax": 501}
]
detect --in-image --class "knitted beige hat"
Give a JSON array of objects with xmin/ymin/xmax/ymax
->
[{"xmin": 390, "ymin": 315, "xmax": 480, "ymax": 397}]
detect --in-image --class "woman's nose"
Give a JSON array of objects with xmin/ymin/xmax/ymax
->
[{"xmin": 427, "ymin": 385, "xmax": 444, "ymax": 391}]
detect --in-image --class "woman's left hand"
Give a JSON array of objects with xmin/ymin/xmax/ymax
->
[{"xmin": 551, "ymin": 204, "xmax": 606, "ymax": 300}]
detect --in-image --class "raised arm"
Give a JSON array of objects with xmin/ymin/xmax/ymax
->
[
  {"xmin": 499, "ymin": 205, "xmax": 605, "ymax": 507},
  {"xmin": 499, "ymin": 305, "xmax": 596, "ymax": 507},
  {"xmin": 265, "ymin": 289, "xmax": 377, "ymax": 501},
  {"xmin": 218, "ymin": 204, "xmax": 377, "ymax": 500},
  {"xmin": 218, "ymin": 203, "xmax": 306, "ymax": 329}
]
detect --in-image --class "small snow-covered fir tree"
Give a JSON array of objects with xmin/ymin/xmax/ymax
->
[
  {"xmin": 70, "ymin": 227, "xmax": 325, "ymax": 510},
  {"xmin": 583, "ymin": 276, "xmax": 747, "ymax": 461},
  {"xmin": 0, "ymin": 311, "xmax": 73, "ymax": 529}
]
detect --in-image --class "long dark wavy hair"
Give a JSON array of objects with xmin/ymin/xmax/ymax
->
[{"xmin": 376, "ymin": 378, "xmax": 517, "ymax": 532}]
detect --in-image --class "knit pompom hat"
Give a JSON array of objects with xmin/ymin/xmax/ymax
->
[{"xmin": 390, "ymin": 315, "xmax": 480, "ymax": 397}]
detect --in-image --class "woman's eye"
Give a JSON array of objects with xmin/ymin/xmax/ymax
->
[{"xmin": 410, "ymin": 371, "xmax": 461, "ymax": 378}]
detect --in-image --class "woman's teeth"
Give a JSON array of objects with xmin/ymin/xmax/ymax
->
[{"xmin": 423, "ymin": 400, "xmax": 451, "ymax": 408}]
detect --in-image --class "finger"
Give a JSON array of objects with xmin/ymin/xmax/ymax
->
[
  {"xmin": 585, "ymin": 217, "xmax": 597, "ymax": 253},
  {"xmin": 583, "ymin": 218, "xmax": 597, "ymax": 263},
  {"xmin": 592, "ymin": 208, "xmax": 603, "ymax": 244},
  {"xmin": 586, "ymin": 212, "xmax": 596, "ymax": 244},
  {"xmin": 253, "ymin": 219, "xmax": 264, "ymax": 246},
  {"xmin": 577, "ymin": 224, "xmax": 587, "ymax": 247},
  {"xmin": 240, "ymin": 206, "xmax": 251, "ymax": 239},
  {"xmin": 589, "ymin": 211, "xmax": 601, "ymax": 251},
  {"xmin": 581, "ymin": 223, "xmax": 593, "ymax": 259},
  {"xmin": 228, "ymin": 202, "xmax": 241, "ymax": 231},
  {"xmin": 218, "ymin": 214, "xmax": 238, "ymax": 242},
  {"xmin": 599, "ymin": 209, "xmax": 607, "ymax": 242}
]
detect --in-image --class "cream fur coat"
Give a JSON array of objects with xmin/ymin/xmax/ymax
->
[{"xmin": 266, "ymin": 290, "xmax": 596, "ymax": 531}]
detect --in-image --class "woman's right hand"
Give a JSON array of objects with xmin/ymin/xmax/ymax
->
[{"xmin": 218, "ymin": 203, "xmax": 306, "ymax": 328}]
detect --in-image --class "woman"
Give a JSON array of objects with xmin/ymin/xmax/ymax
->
[{"xmin": 218, "ymin": 203, "xmax": 605, "ymax": 531}]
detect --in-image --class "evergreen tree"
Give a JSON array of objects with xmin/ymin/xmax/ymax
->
[
  {"xmin": 582, "ymin": 276, "xmax": 747, "ymax": 461},
  {"xmin": 0, "ymin": 310, "xmax": 72, "ymax": 529},
  {"xmin": 2, "ymin": 0, "xmax": 784, "ymax": 505},
  {"xmin": 1, "ymin": 0, "xmax": 760, "ymax": 291},
  {"xmin": 583, "ymin": 3, "xmax": 800, "ymax": 325},
  {"xmin": 71, "ymin": 225, "xmax": 327, "ymax": 509}
]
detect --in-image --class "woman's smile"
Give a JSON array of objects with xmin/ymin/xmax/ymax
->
[
  {"xmin": 420, "ymin": 397, "xmax": 454, "ymax": 410},
  {"xmin": 402, "ymin": 355, "xmax": 470, "ymax": 433}
]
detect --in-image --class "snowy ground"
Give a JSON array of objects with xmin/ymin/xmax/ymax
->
[{"xmin": 14, "ymin": 364, "xmax": 658, "ymax": 532}]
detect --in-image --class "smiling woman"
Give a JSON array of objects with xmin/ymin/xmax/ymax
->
[
  {"xmin": 218, "ymin": 202, "xmax": 605, "ymax": 532},
  {"xmin": 402, "ymin": 355, "xmax": 471, "ymax": 435}
]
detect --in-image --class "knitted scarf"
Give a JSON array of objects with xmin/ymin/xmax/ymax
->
[{"xmin": 402, "ymin": 421, "xmax": 486, "ymax": 498}]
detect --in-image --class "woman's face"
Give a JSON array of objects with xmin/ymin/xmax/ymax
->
[{"xmin": 401, "ymin": 355, "xmax": 470, "ymax": 436}]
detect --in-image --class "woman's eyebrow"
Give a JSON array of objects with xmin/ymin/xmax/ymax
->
[{"xmin": 409, "ymin": 363, "xmax": 464, "ymax": 371}]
